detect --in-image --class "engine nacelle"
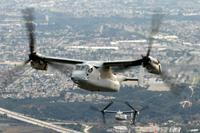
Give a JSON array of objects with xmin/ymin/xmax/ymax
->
[
  {"xmin": 31, "ymin": 60, "xmax": 48, "ymax": 70},
  {"xmin": 144, "ymin": 56, "xmax": 162, "ymax": 75}
]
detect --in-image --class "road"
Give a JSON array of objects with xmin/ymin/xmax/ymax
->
[{"xmin": 0, "ymin": 107, "xmax": 82, "ymax": 133}]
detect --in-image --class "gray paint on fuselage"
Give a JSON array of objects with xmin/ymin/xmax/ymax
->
[
  {"xmin": 71, "ymin": 63, "xmax": 121, "ymax": 92},
  {"xmin": 77, "ymin": 78, "xmax": 120, "ymax": 92}
]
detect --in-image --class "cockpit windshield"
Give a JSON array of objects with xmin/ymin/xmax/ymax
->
[
  {"xmin": 75, "ymin": 65, "xmax": 86, "ymax": 70},
  {"xmin": 75, "ymin": 64, "xmax": 94, "ymax": 74},
  {"xmin": 75, "ymin": 64, "xmax": 92, "ymax": 71}
]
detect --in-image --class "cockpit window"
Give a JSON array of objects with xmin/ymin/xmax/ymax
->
[
  {"xmin": 75, "ymin": 65, "xmax": 92, "ymax": 71},
  {"xmin": 76, "ymin": 65, "xmax": 85, "ymax": 70}
]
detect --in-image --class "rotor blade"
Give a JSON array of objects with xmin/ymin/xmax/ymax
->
[
  {"xmin": 90, "ymin": 105, "xmax": 106, "ymax": 123},
  {"xmin": 102, "ymin": 112, "xmax": 106, "ymax": 124},
  {"xmin": 147, "ymin": 11, "xmax": 164, "ymax": 56},
  {"xmin": 131, "ymin": 105, "xmax": 149, "ymax": 125},
  {"xmin": 101, "ymin": 101, "xmax": 113, "ymax": 112},
  {"xmin": 124, "ymin": 101, "xmax": 138, "ymax": 112},
  {"xmin": 132, "ymin": 111, "xmax": 138, "ymax": 125},
  {"xmin": 22, "ymin": 8, "xmax": 36, "ymax": 54}
]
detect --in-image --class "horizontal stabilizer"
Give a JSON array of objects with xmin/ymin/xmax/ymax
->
[
  {"xmin": 124, "ymin": 77, "xmax": 139, "ymax": 82},
  {"xmin": 123, "ymin": 77, "xmax": 139, "ymax": 86}
]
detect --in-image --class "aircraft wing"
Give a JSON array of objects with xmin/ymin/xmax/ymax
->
[
  {"xmin": 29, "ymin": 53, "xmax": 84, "ymax": 72},
  {"xmin": 104, "ymin": 110, "xmax": 134, "ymax": 114},
  {"xmin": 32, "ymin": 53, "xmax": 143, "ymax": 70},
  {"xmin": 104, "ymin": 110, "xmax": 118, "ymax": 113},
  {"xmin": 102, "ymin": 59, "xmax": 143, "ymax": 70},
  {"xmin": 122, "ymin": 111, "xmax": 135, "ymax": 114},
  {"xmin": 38, "ymin": 54, "xmax": 84, "ymax": 65}
]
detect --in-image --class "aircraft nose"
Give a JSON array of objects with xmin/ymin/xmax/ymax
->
[
  {"xmin": 71, "ymin": 77, "xmax": 75, "ymax": 81},
  {"xmin": 71, "ymin": 71, "xmax": 81, "ymax": 83},
  {"xmin": 71, "ymin": 75, "xmax": 78, "ymax": 82},
  {"xmin": 71, "ymin": 71, "xmax": 87, "ymax": 83}
]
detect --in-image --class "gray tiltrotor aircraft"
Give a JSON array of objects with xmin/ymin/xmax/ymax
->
[
  {"xmin": 17, "ymin": 8, "xmax": 164, "ymax": 92},
  {"xmin": 92, "ymin": 101, "xmax": 147, "ymax": 124}
]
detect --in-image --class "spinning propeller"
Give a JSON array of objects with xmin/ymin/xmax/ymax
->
[
  {"xmin": 100, "ymin": 101, "xmax": 114, "ymax": 123},
  {"xmin": 0, "ymin": 8, "xmax": 65, "ymax": 89},
  {"xmin": 0, "ymin": 8, "xmax": 36, "ymax": 89},
  {"xmin": 140, "ymin": 11, "xmax": 163, "ymax": 74},
  {"xmin": 124, "ymin": 101, "xmax": 139, "ymax": 124},
  {"xmin": 125, "ymin": 101, "xmax": 148, "ymax": 125},
  {"xmin": 90, "ymin": 101, "xmax": 113, "ymax": 123},
  {"xmin": 21, "ymin": 8, "xmax": 37, "ymax": 66},
  {"xmin": 138, "ymin": 11, "xmax": 193, "ymax": 95}
]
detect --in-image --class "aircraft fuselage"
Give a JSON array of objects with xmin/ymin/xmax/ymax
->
[{"xmin": 71, "ymin": 64, "xmax": 121, "ymax": 92}]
